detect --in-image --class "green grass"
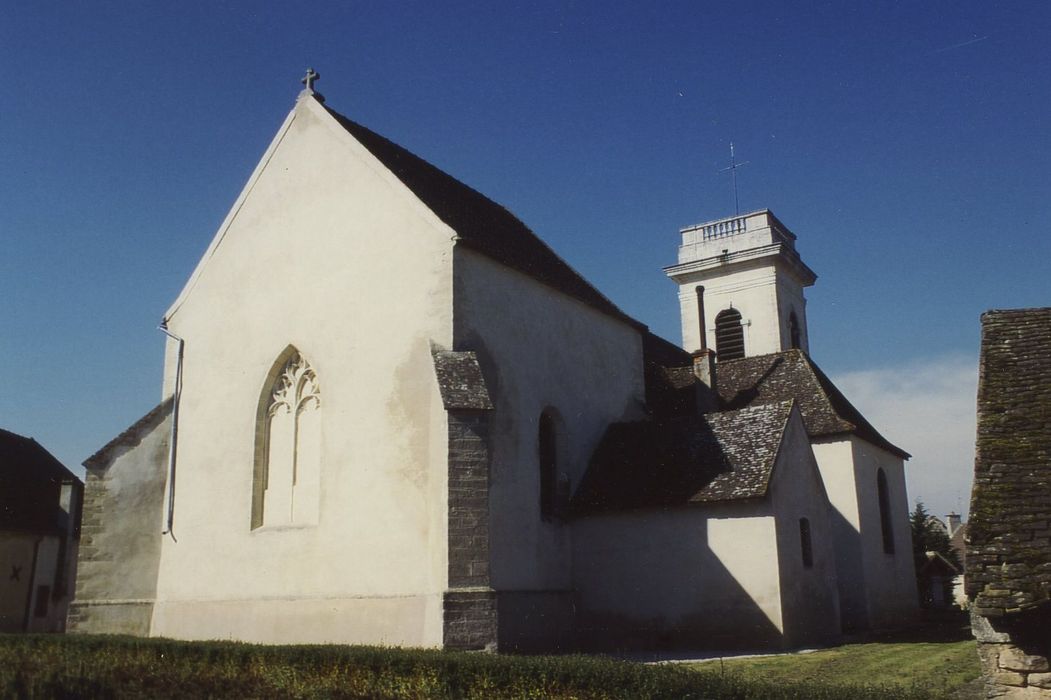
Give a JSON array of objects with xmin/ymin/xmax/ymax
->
[
  {"xmin": 0, "ymin": 632, "xmax": 975, "ymax": 699},
  {"xmin": 688, "ymin": 637, "xmax": 980, "ymax": 699}
]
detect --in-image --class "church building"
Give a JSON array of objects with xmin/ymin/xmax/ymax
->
[{"xmin": 69, "ymin": 78, "xmax": 916, "ymax": 651}]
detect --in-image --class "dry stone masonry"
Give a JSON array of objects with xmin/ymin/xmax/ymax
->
[{"xmin": 968, "ymin": 309, "xmax": 1051, "ymax": 699}]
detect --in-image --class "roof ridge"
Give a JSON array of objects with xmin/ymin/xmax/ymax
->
[{"xmin": 84, "ymin": 397, "xmax": 174, "ymax": 469}]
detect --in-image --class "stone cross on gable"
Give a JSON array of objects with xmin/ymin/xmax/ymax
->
[{"xmin": 302, "ymin": 68, "xmax": 320, "ymax": 92}]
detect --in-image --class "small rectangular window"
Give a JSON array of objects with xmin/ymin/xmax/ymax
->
[{"xmin": 799, "ymin": 518, "xmax": 813, "ymax": 568}]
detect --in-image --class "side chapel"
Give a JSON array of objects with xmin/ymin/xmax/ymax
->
[{"xmin": 69, "ymin": 78, "xmax": 917, "ymax": 651}]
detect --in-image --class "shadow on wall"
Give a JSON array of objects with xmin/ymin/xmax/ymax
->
[
  {"xmin": 828, "ymin": 507, "xmax": 869, "ymax": 634},
  {"xmin": 572, "ymin": 512, "xmax": 786, "ymax": 653}
]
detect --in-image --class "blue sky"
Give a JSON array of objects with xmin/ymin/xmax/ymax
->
[{"xmin": 2, "ymin": 2, "xmax": 1048, "ymax": 519}]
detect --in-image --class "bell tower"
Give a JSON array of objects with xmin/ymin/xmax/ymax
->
[{"xmin": 664, "ymin": 210, "xmax": 817, "ymax": 359}]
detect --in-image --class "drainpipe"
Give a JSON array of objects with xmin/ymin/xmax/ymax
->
[
  {"xmin": 159, "ymin": 321, "xmax": 184, "ymax": 541},
  {"xmin": 695, "ymin": 285, "xmax": 707, "ymax": 352}
]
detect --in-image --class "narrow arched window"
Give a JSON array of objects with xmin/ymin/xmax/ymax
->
[
  {"xmin": 877, "ymin": 468, "xmax": 894, "ymax": 554},
  {"xmin": 252, "ymin": 348, "xmax": 321, "ymax": 529},
  {"xmin": 789, "ymin": 312, "xmax": 801, "ymax": 350},
  {"xmin": 799, "ymin": 518, "xmax": 813, "ymax": 568},
  {"xmin": 715, "ymin": 309, "xmax": 745, "ymax": 360},
  {"xmin": 538, "ymin": 410, "xmax": 558, "ymax": 521}
]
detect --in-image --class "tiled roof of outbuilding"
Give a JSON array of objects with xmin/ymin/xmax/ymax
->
[
  {"xmin": 0, "ymin": 429, "xmax": 78, "ymax": 534},
  {"xmin": 572, "ymin": 400, "xmax": 794, "ymax": 513},
  {"xmin": 83, "ymin": 397, "xmax": 173, "ymax": 470},
  {"xmin": 716, "ymin": 349, "xmax": 909, "ymax": 459},
  {"xmin": 324, "ymin": 103, "xmax": 643, "ymax": 332},
  {"xmin": 967, "ymin": 307, "xmax": 1051, "ymax": 617}
]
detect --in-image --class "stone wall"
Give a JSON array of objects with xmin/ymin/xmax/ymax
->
[
  {"xmin": 443, "ymin": 411, "xmax": 497, "ymax": 650},
  {"xmin": 972, "ymin": 611, "xmax": 1051, "ymax": 698},
  {"xmin": 68, "ymin": 401, "xmax": 170, "ymax": 635},
  {"xmin": 968, "ymin": 309, "xmax": 1051, "ymax": 698}
]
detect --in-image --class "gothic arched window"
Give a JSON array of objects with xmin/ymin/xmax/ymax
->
[
  {"xmin": 715, "ymin": 309, "xmax": 745, "ymax": 360},
  {"xmin": 252, "ymin": 348, "xmax": 321, "ymax": 529},
  {"xmin": 877, "ymin": 468, "xmax": 895, "ymax": 555},
  {"xmin": 538, "ymin": 410, "xmax": 558, "ymax": 521},
  {"xmin": 789, "ymin": 312, "xmax": 802, "ymax": 350}
]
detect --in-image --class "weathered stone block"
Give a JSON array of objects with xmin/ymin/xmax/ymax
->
[
  {"xmin": 1029, "ymin": 673, "xmax": 1051, "ymax": 690},
  {"xmin": 993, "ymin": 671, "xmax": 1028, "ymax": 687},
  {"xmin": 1001, "ymin": 646, "xmax": 1050, "ymax": 673},
  {"xmin": 973, "ymin": 612, "xmax": 1013, "ymax": 643}
]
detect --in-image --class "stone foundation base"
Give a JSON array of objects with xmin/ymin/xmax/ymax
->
[
  {"xmin": 67, "ymin": 599, "xmax": 155, "ymax": 636},
  {"xmin": 443, "ymin": 588, "xmax": 497, "ymax": 651}
]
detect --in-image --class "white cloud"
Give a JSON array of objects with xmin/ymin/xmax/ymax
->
[{"xmin": 830, "ymin": 354, "xmax": 978, "ymax": 521}]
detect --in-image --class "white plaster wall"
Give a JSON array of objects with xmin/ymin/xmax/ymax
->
[
  {"xmin": 811, "ymin": 438, "xmax": 868, "ymax": 631},
  {"xmin": 768, "ymin": 412, "xmax": 840, "ymax": 647},
  {"xmin": 675, "ymin": 260, "xmax": 786, "ymax": 357},
  {"xmin": 811, "ymin": 436, "xmax": 918, "ymax": 632},
  {"xmin": 572, "ymin": 505, "xmax": 785, "ymax": 649},
  {"xmin": 152, "ymin": 96, "xmax": 455, "ymax": 646},
  {"xmin": 850, "ymin": 437, "xmax": 919, "ymax": 629},
  {"xmin": 453, "ymin": 249, "xmax": 646, "ymax": 597},
  {"xmin": 775, "ymin": 277, "xmax": 810, "ymax": 353}
]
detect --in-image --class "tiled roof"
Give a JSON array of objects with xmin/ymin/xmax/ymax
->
[
  {"xmin": 431, "ymin": 348, "xmax": 494, "ymax": 411},
  {"xmin": 0, "ymin": 428, "xmax": 78, "ymax": 534},
  {"xmin": 324, "ymin": 104, "xmax": 643, "ymax": 331},
  {"xmin": 716, "ymin": 349, "xmax": 909, "ymax": 459},
  {"xmin": 642, "ymin": 332, "xmax": 698, "ymax": 418},
  {"xmin": 83, "ymin": 397, "xmax": 173, "ymax": 470},
  {"xmin": 967, "ymin": 307, "xmax": 1051, "ymax": 617},
  {"xmin": 572, "ymin": 400, "xmax": 794, "ymax": 513}
]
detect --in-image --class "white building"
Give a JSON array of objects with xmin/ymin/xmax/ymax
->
[{"xmin": 69, "ymin": 83, "xmax": 916, "ymax": 651}]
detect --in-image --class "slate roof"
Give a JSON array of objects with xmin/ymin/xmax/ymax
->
[
  {"xmin": 572, "ymin": 400, "xmax": 794, "ymax": 514},
  {"xmin": 84, "ymin": 397, "xmax": 173, "ymax": 470},
  {"xmin": 967, "ymin": 308, "xmax": 1051, "ymax": 617},
  {"xmin": 716, "ymin": 349, "xmax": 909, "ymax": 459},
  {"xmin": 431, "ymin": 348, "xmax": 494, "ymax": 411},
  {"xmin": 324, "ymin": 103, "xmax": 643, "ymax": 331},
  {"xmin": 0, "ymin": 429, "xmax": 79, "ymax": 535},
  {"xmin": 642, "ymin": 331, "xmax": 698, "ymax": 418}
]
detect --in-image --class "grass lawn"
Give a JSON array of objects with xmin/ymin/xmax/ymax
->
[
  {"xmin": 0, "ymin": 616, "xmax": 981, "ymax": 699},
  {"xmin": 687, "ymin": 618, "xmax": 981, "ymax": 700}
]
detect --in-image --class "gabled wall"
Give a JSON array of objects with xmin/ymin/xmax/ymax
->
[
  {"xmin": 769, "ymin": 412, "xmax": 840, "ymax": 648},
  {"xmin": 453, "ymin": 247, "xmax": 645, "ymax": 649},
  {"xmin": 572, "ymin": 504, "xmax": 783, "ymax": 650},
  {"xmin": 811, "ymin": 435, "xmax": 917, "ymax": 633},
  {"xmin": 69, "ymin": 407, "xmax": 170, "ymax": 635},
  {"xmin": 150, "ymin": 97, "xmax": 455, "ymax": 646},
  {"xmin": 850, "ymin": 437, "xmax": 917, "ymax": 629}
]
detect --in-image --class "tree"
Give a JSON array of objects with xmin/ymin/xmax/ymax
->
[{"xmin": 910, "ymin": 501, "xmax": 961, "ymax": 607}]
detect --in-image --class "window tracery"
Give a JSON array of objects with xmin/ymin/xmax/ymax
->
[{"xmin": 252, "ymin": 349, "xmax": 321, "ymax": 529}]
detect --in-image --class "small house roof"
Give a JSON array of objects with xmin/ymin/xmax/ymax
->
[
  {"xmin": 716, "ymin": 349, "xmax": 910, "ymax": 459},
  {"xmin": 573, "ymin": 400, "xmax": 795, "ymax": 514},
  {"xmin": 0, "ymin": 429, "xmax": 79, "ymax": 535},
  {"xmin": 84, "ymin": 397, "xmax": 173, "ymax": 470}
]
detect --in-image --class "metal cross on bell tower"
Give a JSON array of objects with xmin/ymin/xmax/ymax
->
[{"xmin": 719, "ymin": 142, "xmax": 749, "ymax": 215}]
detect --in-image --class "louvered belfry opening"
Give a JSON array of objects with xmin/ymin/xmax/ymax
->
[{"xmin": 715, "ymin": 309, "xmax": 745, "ymax": 360}]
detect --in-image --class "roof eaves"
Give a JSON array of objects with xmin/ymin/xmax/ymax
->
[{"xmin": 84, "ymin": 397, "xmax": 174, "ymax": 470}]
